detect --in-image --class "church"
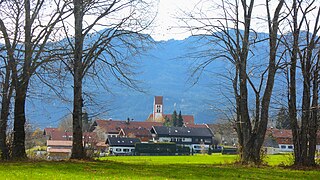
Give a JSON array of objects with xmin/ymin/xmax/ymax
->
[{"xmin": 146, "ymin": 96, "xmax": 195, "ymax": 125}]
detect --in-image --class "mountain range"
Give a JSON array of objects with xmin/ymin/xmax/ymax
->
[{"xmin": 13, "ymin": 31, "xmax": 285, "ymax": 128}]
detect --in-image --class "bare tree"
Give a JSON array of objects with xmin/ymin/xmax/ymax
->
[
  {"xmin": 180, "ymin": 0, "xmax": 284, "ymax": 164},
  {"xmin": 0, "ymin": 0, "xmax": 71, "ymax": 159},
  {"xmin": 0, "ymin": 0, "xmax": 23, "ymax": 160},
  {"xmin": 60, "ymin": 0, "xmax": 155, "ymax": 159},
  {"xmin": 284, "ymin": 0, "xmax": 320, "ymax": 166}
]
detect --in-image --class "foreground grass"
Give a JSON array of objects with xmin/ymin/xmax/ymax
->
[{"xmin": 0, "ymin": 154, "xmax": 318, "ymax": 179}]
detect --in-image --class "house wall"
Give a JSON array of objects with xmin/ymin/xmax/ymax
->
[
  {"xmin": 278, "ymin": 144, "xmax": 294, "ymax": 152},
  {"xmin": 108, "ymin": 146, "xmax": 135, "ymax": 155}
]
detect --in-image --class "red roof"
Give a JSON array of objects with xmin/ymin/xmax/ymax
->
[
  {"xmin": 185, "ymin": 124, "xmax": 208, "ymax": 128},
  {"xmin": 120, "ymin": 128, "xmax": 151, "ymax": 137},
  {"xmin": 266, "ymin": 128, "xmax": 320, "ymax": 144},
  {"xmin": 43, "ymin": 128, "xmax": 59, "ymax": 135},
  {"xmin": 47, "ymin": 140, "xmax": 72, "ymax": 147},
  {"xmin": 93, "ymin": 120, "xmax": 163, "ymax": 134},
  {"xmin": 154, "ymin": 96, "xmax": 163, "ymax": 104},
  {"xmin": 45, "ymin": 129, "xmax": 97, "ymax": 141}
]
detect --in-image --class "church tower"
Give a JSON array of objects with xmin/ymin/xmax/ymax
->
[{"xmin": 153, "ymin": 96, "xmax": 164, "ymax": 122}]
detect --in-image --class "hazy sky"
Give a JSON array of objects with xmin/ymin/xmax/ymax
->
[
  {"xmin": 151, "ymin": 0, "xmax": 200, "ymax": 41},
  {"xmin": 151, "ymin": 0, "xmax": 268, "ymax": 41},
  {"xmin": 150, "ymin": 0, "xmax": 320, "ymax": 41}
]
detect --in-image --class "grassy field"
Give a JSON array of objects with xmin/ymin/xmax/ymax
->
[{"xmin": 0, "ymin": 154, "xmax": 319, "ymax": 179}]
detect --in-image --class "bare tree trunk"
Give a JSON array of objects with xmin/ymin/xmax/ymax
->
[
  {"xmin": 12, "ymin": 86, "xmax": 28, "ymax": 159},
  {"xmin": 287, "ymin": 0, "xmax": 302, "ymax": 165},
  {"xmin": 0, "ymin": 80, "xmax": 12, "ymax": 160},
  {"xmin": 0, "ymin": 19, "xmax": 14, "ymax": 160},
  {"xmin": 71, "ymin": 0, "xmax": 85, "ymax": 159},
  {"xmin": 308, "ymin": 52, "xmax": 319, "ymax": 166},
  {"xmin": 12, "ymin": 0, "xmax": 32, "ymax": 159},
  {"xmin": 287, "ymin": 0, "xmax": 320, "ymax": 166}
]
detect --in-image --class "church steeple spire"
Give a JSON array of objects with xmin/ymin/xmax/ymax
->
[{"xmin": 153, "ymin": 96, "xmax": 163, "ymax": 122}]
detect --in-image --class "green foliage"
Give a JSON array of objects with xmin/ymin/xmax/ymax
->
[
  {"xmin": 163, "ymin": 116, "xmax": 172, "ymax": 127},
  {"xmin": 172, "ymin": 110, "xmax": 178, "ymax": 127},
  {"xmin": 275, "ymin": 107, "xmax": 290, "ymax": 129}
]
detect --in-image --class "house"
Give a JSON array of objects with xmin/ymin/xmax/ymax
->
[
  {"xmin": 46, "ymin": 140, "xmax": 72, "ymax": 160},
  {"xmin": 146, "ymin": 96, "xmax": 195, "ymax": 125},
  {"xmin": 266, "ymin": 129, "xmax": 294, "ymax": 152},
  {"xmin": 105, "ymin": 137, "xmax": 141, "ymax": 155},
  {"xmin": 150, "ymin": 126, "xmax": 213, "ymax": 153},
  {"xmin": 118, "ymin": 128, "xmax": 152, "ymax": 142},
  {"xmin": 89, "ymin": 119, "xmax": 163, "ymax": 140},
  {"xmin": 206, "ymin": 123, "xmax": 238, "ymax": 147},
  {"xmin": 43, "ymin": 127, "xmax": 100, "ymax": 157}
]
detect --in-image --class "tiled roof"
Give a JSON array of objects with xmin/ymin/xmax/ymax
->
[
  {"xmin": 43, "ymin": 128, "xmax": 59, "ymax": 135},
  {"xmin": 47, "ymin": 140, "xmax": 72, "ymax": 147},
  {"xmin": 185, "ymin": 124, "xmax": 208, "ymax": 128},
  {"xmin": 92, "ymin": 120, "xmax": 163, "ymax": 134},
  {"xmin": 45, "ymin": 130, "xmax": 97, "ymax": 141},
  {"xmin": 154, "ymin": 96, "xmax": 163, "ymax": 104},
  {"xmin": 151, "ymin": 126, "xmax": 213, "ymax": 137},
  {"xmin": 106, "ymin": 137, "xmax": 141, "ymax": 147},
  {"xmin": 120, "ymin": 128, "xmax": 152, "ymax": 137},
  {"xmin": 267, "ymin": 129, "xmax": 292, "ymax": 138}
]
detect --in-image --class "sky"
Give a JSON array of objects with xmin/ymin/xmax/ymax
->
[
  {"xmin": 150, "ymin": 0, "xmax": 268, "ymax": 41},
  {"xmin": 151, "ymin": 0, "xmax": 201, "ymax": 41},
  {"xmin": 150, "ymin": 0, "xmax": 320, "ymax": 41}
]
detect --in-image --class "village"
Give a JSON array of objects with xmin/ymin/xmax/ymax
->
[{"xmin": 36, "ymin": 96, "xmax": 314, "ymax": 160}]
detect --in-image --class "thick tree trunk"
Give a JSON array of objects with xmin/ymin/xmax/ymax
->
[
  {"xmin": 71, "ymin": 0, "xmax": 85, "ymax": 159},
  {"xmin": 12, "ymin": 0, "xmax": 32, "ymax": 160},
  {"xmin": 12, "ymin": 87, "xmax": 28, "ymax": 159}
]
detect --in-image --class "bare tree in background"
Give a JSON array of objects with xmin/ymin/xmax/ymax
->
[
  {"xmin": 284, "ymin": 0, "xmax": 320, "ymax": 166},
  {"xmin": 0, "ymin": 0, "xmax": 17, "ymax": 159},
  {"xmin": 61, "ymin": 0, "xmax": 155, "ymax": 159},
  {"xmin": 180, "ymin": 0, "xmax": 284, "ymax": 164},
  {"xmin": 0, "ymin": 0, "xmax": 70, "ymax": 159}
]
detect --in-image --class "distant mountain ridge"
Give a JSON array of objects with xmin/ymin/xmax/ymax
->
[{"xmin": 3, "ymin": 30, "xmax": 278, "ymax": 128}]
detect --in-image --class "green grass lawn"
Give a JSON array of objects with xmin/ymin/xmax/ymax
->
[{"xmin": 0, "ymin": 154, "xmax": 318, "ymax": 179}]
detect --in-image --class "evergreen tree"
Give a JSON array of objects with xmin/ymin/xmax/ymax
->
[
  {"xmin": 172, "ymin": 110, "xmax": 178, "ymax": 127},
  {"xmin": 275, "ymin": 107, "xmax": 290, "ymax": 129},
  {"xmin": 163, "ymin": 116, "xmax": 171, "ymax": 127},
  {"xmin": 178, "ymin": 111, "xmax": 184, "ymax": 127}
]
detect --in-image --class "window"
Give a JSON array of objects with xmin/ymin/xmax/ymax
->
[
  {"xmin": 123, "ymin": 149, "xmax": 130, "ymax": 152},
  {"xmin": 156, "ymin": 105, "xmax": 161, "ymax": 113},
  {"xmin": 288, "ymin": 145, "xmax": 293, "ymax": 149},
  {"xmin": 116, "ymin": 148, "xmax": 121, "ymax": 152},
  {"xmin": 280, "ymin": 145, "xmax": 286, "ymax": 149}
]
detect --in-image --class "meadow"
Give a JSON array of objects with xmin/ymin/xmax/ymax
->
[{"xmin": 0, "ymin": 154, "xmax": 319, "ymax": 179}]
